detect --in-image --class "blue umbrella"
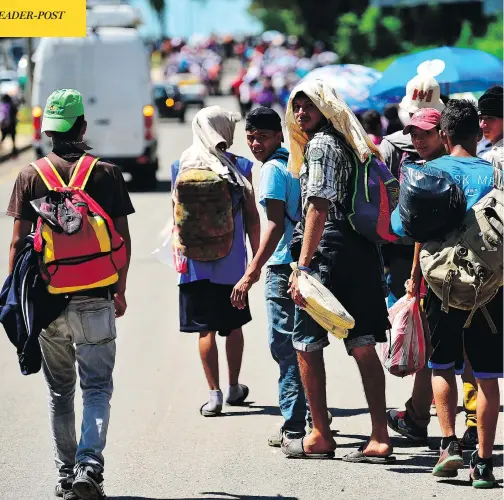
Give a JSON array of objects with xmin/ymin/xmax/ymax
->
[
  {"xmin": 370, "ymin": 47, "xmax": 503, "ymax": 99},
  {"xmin": 302, "ymin": 64, "xmax": 388, "ymax": 112}
]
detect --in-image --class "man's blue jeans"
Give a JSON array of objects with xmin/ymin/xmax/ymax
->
[
  {"xmin": 265, "ymin": 264, "xmax": 308, "ymax": 439},
  {"xmin": 39, "ymin": 297, "xmax": 116, "ymax": 485}
]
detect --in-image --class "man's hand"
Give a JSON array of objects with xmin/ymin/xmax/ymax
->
[
  {"xmin": 288, "ymin": 270, "xmax": 307, "ymax": 309},
  {"xmin": 113, "ymin": 292, "xmax": 127, "ymax": 318},
  {"xmin": 231, "ymin": 269, "xmax": 260, "ymax": 309},
  {"xmin": 406, "ymin": 277, "xmax": 420, "ymax": 299}
]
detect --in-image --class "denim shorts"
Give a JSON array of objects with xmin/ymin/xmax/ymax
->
[{"xmin": 290, "ymin": 221, "xmax": 389, "ymax": 355}]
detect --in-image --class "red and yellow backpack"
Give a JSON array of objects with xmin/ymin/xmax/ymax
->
[{"xmin": 31, "ymin": 153, "xmax": 127, "ymax": 294}]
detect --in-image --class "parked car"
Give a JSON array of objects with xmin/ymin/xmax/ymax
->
[
  {"xmin": 173, "ymin": 75, "xmax": 207, "ymax": 108},
  {"xmin": 153, "ymin": 83, "xmax": 186, "ymax": 122}
]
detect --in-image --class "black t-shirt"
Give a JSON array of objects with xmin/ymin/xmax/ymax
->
[{"xmin": 7, "ymin": 145, "xmax": 135, "ymax": 222}]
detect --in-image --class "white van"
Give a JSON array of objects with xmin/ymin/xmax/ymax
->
[{"xmin": 31, "ymin": 27, "xmax": 158, "ymax": 188}]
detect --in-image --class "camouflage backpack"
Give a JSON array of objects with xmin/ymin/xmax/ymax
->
[
  {"xmin": 420, "ymin": 187, "xmax": 503, "ymax": 332},
  {"xmin": 173, "ymin": 156, "xmax": 241, "ymax": 262}
]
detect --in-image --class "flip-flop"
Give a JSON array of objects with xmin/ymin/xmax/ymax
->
[
  {"xmin": 342, "ymin": 443, "xmax": 396, "ymax": 464},
  {"xmin": 281, "ymin": 437, "xmax": 335, "ymax": 459}
]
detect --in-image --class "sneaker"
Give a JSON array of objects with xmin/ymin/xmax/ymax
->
[
  {"xmin": 461, "ymin": 427, "xmax": 479, "ymax": 450},
  {"xmin": 54, "ymin": 481, "xmax": 78, "ymax": 500},
  {"xmin": 470, "ymin": 452, "xmax": 496, "ymax": 489},
  {"xmin": 72, "ymin": 466, "xmax": 106, "ymax": 500},
  {"xmin": 268, "ymin": 428, "xmax": 284, "ymax": 448},
  {"xmin": 387, "ymin": 409, "xmax": 428, "ymax": 443},
  {"xmin": 225, "ymin": 384, "xmax": 249, "ymax": 406},
  {"xmin": 432, "ymin": 440, "xmax": 464, "ymax": 477}
]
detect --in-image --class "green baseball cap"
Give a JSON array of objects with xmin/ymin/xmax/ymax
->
[{"xmin": 41, "ymin": 89, "xmax": 85, "ymax": 133}]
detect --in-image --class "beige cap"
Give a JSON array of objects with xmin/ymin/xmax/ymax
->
[{"xmin": 399, "ymin": 74, "xmax": 445, "ymax": 114}]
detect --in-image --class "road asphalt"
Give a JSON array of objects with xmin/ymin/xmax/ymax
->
[{"xmin": 0, "ymin": 93, "xmax": 501, "ymax": 500}]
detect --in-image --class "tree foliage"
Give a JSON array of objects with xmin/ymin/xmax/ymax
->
[
  {"xmin": 249, "ymin": 0, "xmax": 502, "ymax": 64},
  {"xmin": 249, "ymin": 0, "xmax": 368, "ymax": 45}
]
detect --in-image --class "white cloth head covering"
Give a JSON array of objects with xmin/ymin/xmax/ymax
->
[
  {"xmin": 179, "ymin": 105, "xmax": 250, "ymax": 189},
  {"xmin": 285, "ymin": 78, "xmax": 383, "ymax": 178}
]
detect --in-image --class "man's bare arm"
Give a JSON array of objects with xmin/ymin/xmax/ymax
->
[
  {"xmin": 298, "ymin": 197, "xmax": 329, "ymax": 268},
  {"xmin": 8, "ymin": 219, "xmax": 32, "ymax": 274},
  {"xmin": 243, "ymin": 173, "xmax": 261, "ymax": 257},
  {"xmin": 112, "ymin": 216, "xmax": 131, "ymax": 295}
]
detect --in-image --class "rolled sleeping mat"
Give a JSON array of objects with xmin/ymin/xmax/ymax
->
[{"xmin": 290, "ymin": 263, "xmax": 355, "ymax": 339}]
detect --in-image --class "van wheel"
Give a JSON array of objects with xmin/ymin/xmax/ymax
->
[{"xmin": 178, "ymin": 112, "xmax": 186, "ymax": 123}]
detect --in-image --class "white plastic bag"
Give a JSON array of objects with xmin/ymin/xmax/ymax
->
[
  {"xmin": 151, "ymin": 219, "xmax": 188, "ymax": 273},
  {"xmin": 381, "ymin": 295, "xmax": 426, "ymax": 377}
]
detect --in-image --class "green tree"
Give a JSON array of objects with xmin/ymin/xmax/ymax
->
[{"xmin": 249, "ymin": 0, "xmax": 368, "ymax": 45}]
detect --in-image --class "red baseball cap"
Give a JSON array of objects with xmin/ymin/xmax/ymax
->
[{"xmin": 403, "ymin": 108, "xmax": 442, "ymax": 135}]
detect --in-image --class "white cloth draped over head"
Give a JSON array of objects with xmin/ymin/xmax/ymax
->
[
  {"xmin": 285, "ymin": 78, "xmax": 383, "ymax": 178},
  {"xmin": 178, "ymin": 105, "xmax": 251, "ymax": 191}
]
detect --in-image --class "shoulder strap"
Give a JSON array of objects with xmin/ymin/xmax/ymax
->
[
  {"xmin": 68, "ymin": 153, "xmax": 100, "ymax": 190},
  {"xmin": 30, "ymin": 156, "xmax": 66, "ymax": 189}
]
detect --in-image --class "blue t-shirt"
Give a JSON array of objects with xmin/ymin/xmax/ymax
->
[
  {"xmin": 392, "ymin": 156, "xmax": 495, "ymax": 237},
  {"xmin": 258, "ymin": 148, "xmax": 301, "ymax": 265},
  {"xmin": 171, "ymin": 154, "xmax": 254, "ymax": 285}
]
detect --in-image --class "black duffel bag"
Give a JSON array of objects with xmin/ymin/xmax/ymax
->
[{"xmin": 399, "ymin": 163, "xmax": 467, "ymax": 243}]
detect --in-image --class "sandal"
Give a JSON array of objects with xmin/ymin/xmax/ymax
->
[
  {"xmin": 281, "ymin": 437, "xmax": 335, "ymax": 459},
  {"xmin": 342, "ymin": 443, "xmax": 396, "ymax": 464}
]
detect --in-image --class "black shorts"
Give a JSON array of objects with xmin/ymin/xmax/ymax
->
[
  {"xmin": 426, "ymin": 287, "xmax": 503, "ymax": 379},
  {"xmin": 291, "ymin": 221, "xmax": 390, "ymax": 354},
  {"xmin": 179, "ymin": 279, "xmax": 252, "ymax": 335}
]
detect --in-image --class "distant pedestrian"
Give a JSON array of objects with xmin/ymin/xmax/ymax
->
[
  {"xmin": 5, "ymin": 89, "xmax": 134, "ymax": 500},
  {"xmin": 383, "ymin": 105, "xmax": 403, "ymax": 135},
  {"xmin": 0, "ymin": 94, "xmax": 18, "ymax": 156},
  {"xmin": 478, "ymin": 85, "xmax": 503, "ymax": 171},
  {"xmin": 172, "ymin": 106, "xmax": 260, "ymax": 417},
  {"xmin": 361, "ymin": 109, "xmax": 383, "ymax": 145}
]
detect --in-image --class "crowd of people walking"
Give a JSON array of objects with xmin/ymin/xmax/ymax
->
[{"xmin": 2, "ymin": 69, "xmax": 503, "ymax": 499}]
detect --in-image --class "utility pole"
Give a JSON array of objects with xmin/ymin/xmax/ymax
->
[{"xmin": 25, "ymin": 38, "xmax": 34, "ymax": 107}]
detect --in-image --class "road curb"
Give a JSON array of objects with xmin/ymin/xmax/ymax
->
[{"xmin": 0, "ymin": 144, "xmax": 32, "ymax": 164}]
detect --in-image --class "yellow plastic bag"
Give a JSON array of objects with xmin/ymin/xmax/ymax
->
[{"xmin": 290, "ymin": 263, "xmax": 355, "ymax": 339}]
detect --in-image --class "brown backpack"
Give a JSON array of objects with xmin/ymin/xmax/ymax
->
[
  {"xmin": 420, "ymin": 187, "xmax": 503, "ymax": 332},
  {"xmin": 173, "ymin": 166, "xmax": 240, "ymax": 261}
]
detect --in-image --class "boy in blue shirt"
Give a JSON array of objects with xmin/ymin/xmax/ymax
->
[{"xmin": 230, "ymin": 108, "xmax": 308, "ymax": 447}]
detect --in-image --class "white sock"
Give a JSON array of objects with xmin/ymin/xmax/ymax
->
[
  {"xmin": 202, "ymin": 389, "xmax": 223, "ymax": 413},
  {"xmin": 210, "ymin": 389, "xmax": 223, "ymax": 405}
]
